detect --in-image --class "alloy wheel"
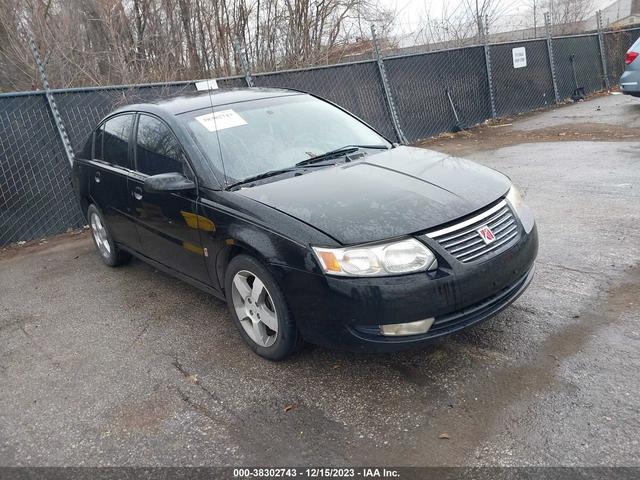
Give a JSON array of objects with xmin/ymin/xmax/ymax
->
[
  {"xmin": 230, "ymin": 270, "xmax": 279, "ymax": 348},
  {"xmin": 90, "ymin": 212, "xmax": 112, "ymax": 259}
]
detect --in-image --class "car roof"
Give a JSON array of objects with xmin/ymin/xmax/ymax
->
[{"xmin": 111, "ymin": 87, "xmax": 303, "ymax": 116}]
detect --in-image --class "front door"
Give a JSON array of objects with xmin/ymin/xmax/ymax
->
[{"xmin": 128, "ymin": 114, "xmax": 210, "ymax": 284}]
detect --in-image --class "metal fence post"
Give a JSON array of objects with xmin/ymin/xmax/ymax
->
[
  {"xmin": 233, "ymin": 37, "xmax": 255, "ymax": 87},
  {"xmin": 480, "ymin": 15, "xmax": 497, "ymax": 119},
  {"xmin": 370, "ymin": 24, "xmax": 408, "ymax": 144},
  {"xmin": 544, "ymin": 12, "xmax": 561, "ymax": 104},
  {"xmin": 27, "ymin": 31, "xmax": 75, "ymax": 166},
  {"xmin": 596, "ymin": 10, "xmax": 611, "ymax": 91}
]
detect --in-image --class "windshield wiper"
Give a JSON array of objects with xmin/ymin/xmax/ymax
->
[
  {"xmin": 225, "ymin": 167, "xmax": 297, "ymax": 190},
  {"xmin": 295, "ymin": 144, "xmax": 389, "ymax": 167},
  {"xmin": 226, "ymin": 144, "xmax": 390, "ymax": 190}
]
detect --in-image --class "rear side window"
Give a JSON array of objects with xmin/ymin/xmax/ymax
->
[
  {"xmin": 100, "ymin": 114, "xmax": 133, "ymax": 168},
  {"xmin": 135, "ymin": 115, "xmax": 185, "ymax": 176}
]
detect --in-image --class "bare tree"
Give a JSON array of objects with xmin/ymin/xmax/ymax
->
[
  {"xmin": 0, "ymin": 0, "xmax": 393, "ymax": 92},
  {"xmin": 407, "ymin": 0, "xmax": 513, "ymax": 50},
  {"xmin": 546, "ymin": 0, "xmax": 593, "ymax": 33},
  {"xmin": 521, "ymin": 0, "xmax": 593, "ymax": 35}
]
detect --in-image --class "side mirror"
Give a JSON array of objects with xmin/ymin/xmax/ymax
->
[{"xmin": 143, "ymin": 172, "xmax": 196, "ymax": 193}]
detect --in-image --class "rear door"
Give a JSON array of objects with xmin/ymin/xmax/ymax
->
[
  {"xmin": 128, "ymin": 113, "xmax": 210, "ymax": 283},
  {"xmin": 87, "ymin": 114, "xmax": 141, "ymax": 251}
]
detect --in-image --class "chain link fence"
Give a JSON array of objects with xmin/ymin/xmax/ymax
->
[
  {"xmin": 553, "ymin": 34, "xmax": 605, "ymax": 100},
  {"xmin": 605, "ymin": 28, "xmax": 640, "ymax": 79},
  {"xmin": 385, "ymin": 46, "xmax": 492, "ymax": 140},
  {"xmin": 0, "ymin": 93, "xmax": 81, "ymax": 245},
  {"xmin": 491, "ymin": 39, "xmax": 558, "ymax": 116},
  {"xmin": 2, "ymin": 26, "xmax": 640, "ymax": 246},
  {"xmin": 254, "ymin": 62, "xmax": 397, "ymax": 140}
]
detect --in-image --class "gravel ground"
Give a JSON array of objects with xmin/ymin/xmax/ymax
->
[{"xmin": 1, "ymin": 93, "xmax": 639, "ymax": 467}]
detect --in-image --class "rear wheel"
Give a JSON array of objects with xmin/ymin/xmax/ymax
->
[
  {"xmin": 87, "ymin": 204, "xmax": 131, "ymax": 267},
  {"xmin": 225, "ymin": 254, "xmax": 301, "ymax": 360}
]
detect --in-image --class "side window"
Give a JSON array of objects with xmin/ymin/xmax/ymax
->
[
  {"xmin": 135, "ymin": 115, "xmax": 186, "ymax": 176},
  {"xmin": 102, "ymin": 115, "xmax": 133, "ymax": 168}
]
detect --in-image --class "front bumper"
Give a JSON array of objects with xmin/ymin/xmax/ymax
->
[{"xmin": 273, "ymin": 222, "xmax": 538, "ymax": 352}]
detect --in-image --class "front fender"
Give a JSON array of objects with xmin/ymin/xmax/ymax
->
[{"xmin": 197, "ymin": 193, "xmax": 330, "ymax": 291}]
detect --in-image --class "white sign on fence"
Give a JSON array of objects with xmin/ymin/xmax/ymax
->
[{"xmin": 512, "ymin": 47, "xmax": 527, "ymax": 68}]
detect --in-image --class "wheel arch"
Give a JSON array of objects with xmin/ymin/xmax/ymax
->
[
  {"xmin": 79, "ymin": 195, "xmax": 92, "ymax": 221},
  {"xmin": 215, "ymin": 241, "xmax": 271, "ymax": 292}
]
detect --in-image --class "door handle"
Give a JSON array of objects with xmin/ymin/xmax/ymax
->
[
  {"xmin": 94, "ymin": 171, "xmax": 101, "ymax": 183},
  {"xmin": 133, "ymin": 186, "xmax": 143, "ymax": 201}
]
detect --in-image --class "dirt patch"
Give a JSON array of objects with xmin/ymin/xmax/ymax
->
[
  {"xmin": 0, "ymin": 229, "xmax": 90, "ymax": 260},
  {"xmin": 418, "ymin": 121, "xmax": 640, "ymax": 157},
  {"xmin": 112, "ymin": 386, "xmax": 177, "ymax": 432}
]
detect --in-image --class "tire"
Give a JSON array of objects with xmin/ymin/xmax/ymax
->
[
  {"xmin": 224, "ymin": 254, "xmax": 302, "ymax": 360},
  {"xmin": 87, "ymin": 204, "xmax": 131, "ymax": 267}
]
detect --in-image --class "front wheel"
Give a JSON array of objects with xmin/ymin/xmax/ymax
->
[
  {"xmin": 87, "ymin": 204, "xmax": 131, "ymax": 267},
  {"xmin": 225, "ymin": 254, "xmax": 301, "ymax": 360}
]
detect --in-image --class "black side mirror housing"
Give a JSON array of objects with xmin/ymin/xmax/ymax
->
[{"xmin": 143, "ymin": 172, "xmax": 196, "ymax": 193}]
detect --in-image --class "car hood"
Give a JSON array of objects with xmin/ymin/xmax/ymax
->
[{"xmin": 237, "ymin": 146, "xmax": 511, "ymax": 245}]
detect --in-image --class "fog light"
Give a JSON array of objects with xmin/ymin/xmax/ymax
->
[{"xmin": 380, "ymin": 318, "xmax": 435, "ymax": 336}]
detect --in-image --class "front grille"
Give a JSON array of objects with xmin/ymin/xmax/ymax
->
[{"xmin": 426, "ymin": 200, "xmax": 520, "ymax": 263}]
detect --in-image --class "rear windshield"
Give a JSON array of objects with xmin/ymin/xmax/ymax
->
[{"xmin": 181, "ymin": 94, "xmax": 390, "ymax": 185}]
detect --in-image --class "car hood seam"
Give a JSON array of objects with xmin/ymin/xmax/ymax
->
[{"xmin": 362, "ymin": 160, "xmax": 465, "ymax": 201}]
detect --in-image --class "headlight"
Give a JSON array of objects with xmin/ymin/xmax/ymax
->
[
  {"xmin": 506, "ymin": 185, "xmax": 535, "ymax": 233},
  {"xmin": 312, "ymin": 238, "xmax": 437, "ymax": 277}
]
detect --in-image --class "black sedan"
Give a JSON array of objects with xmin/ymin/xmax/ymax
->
[{"xmin": 72, "ymin": 87, "xmax": 538, "ymax": 360}]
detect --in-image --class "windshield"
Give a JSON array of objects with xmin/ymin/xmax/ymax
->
[{"xmin": 182, "ymin": 94, "xmax": 391, "ymax": 185}]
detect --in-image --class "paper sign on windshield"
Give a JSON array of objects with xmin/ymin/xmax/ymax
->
[{"xmin": 195, "ymin": 109, "xmax": 247, "ymax": 132}]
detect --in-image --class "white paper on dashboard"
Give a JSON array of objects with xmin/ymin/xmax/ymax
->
[{"xmin": 195, "ymin": 109, "xmax": 248, "ymax": 132}]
